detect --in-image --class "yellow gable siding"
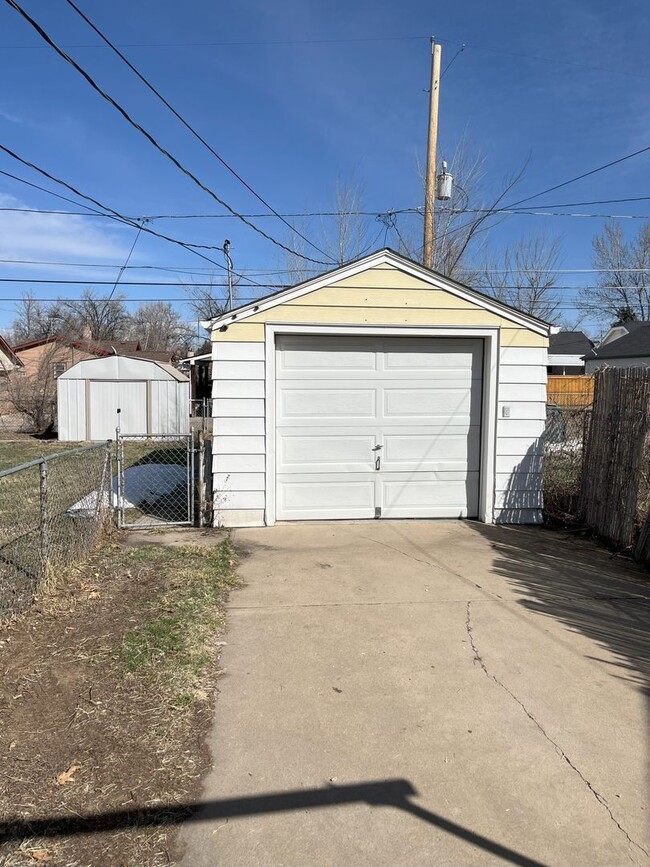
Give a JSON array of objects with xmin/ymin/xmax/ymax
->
[{"xmin": 212, "ymin": 264, "xmax": 548, "ymax": 348}]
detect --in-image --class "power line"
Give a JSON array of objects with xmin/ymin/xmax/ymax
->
[
  {"xmin": 3, "ymin": 0, "xmax": 331, "ymax": 266},
  {"xmin": 429, "ymin": 145, "xmax": 650, "ymax": 245},
  {"xmin": 505, "ymin": 145, "xmax": 650, "ymax": 211},
  {"xmin": 62, "ymin": 0, "xmax": 331, "ymax": 264},
  {"xmin": 2, "ymin": 258, "xmax": 650, "ymax": 274},
  {"xmin": 0, "ymin": 145, "xmax": 265, "ymax": 286},
  {"xmin": 1, "ymin": 203, "xmax": 649, "ymax": 221},
  {"xmin": 2, "ymin": 31, "xmax": 649, "ymax": 82}
]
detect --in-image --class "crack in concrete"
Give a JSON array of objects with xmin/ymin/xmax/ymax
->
[
  {"xmin": 465, "ymin": 601, "xmax": 648, "ymax": 863},
  {"xmin": 357, "ymin": 534, "xmax": 503, "ymax": 600}
]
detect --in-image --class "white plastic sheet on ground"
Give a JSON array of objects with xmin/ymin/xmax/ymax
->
[{"xmin": 68, "ymin": 464, "xmax": 187, "ymax": 515}]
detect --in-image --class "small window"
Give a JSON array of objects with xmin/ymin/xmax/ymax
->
[{"xmin": 52, "ymin": 362, "xmax": 66, "ymax": 378}]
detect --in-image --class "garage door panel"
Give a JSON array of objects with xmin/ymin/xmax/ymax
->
[
  {"xmin": 279, "ymin": 387, "xmax": 376, "ymax": 420},
  {"xmin": 277, "ymin": 477, "xmax": 375, "ymax": 519},
  {"xmin": 383, "ymin": 387, "xmax": 480, "ymax": 419},
  {"xmin": 279, "ymin": 433, "xmax": 375, "ymax": 472},
  {"xmin": 382, "ymin": 429, "xmax": 481, "ymax": 471},
  {"xmin": 277, "ymin": 337, "xmax": 378, "ymax": 373},
  {"xmin": 381, "ymin": 473, "xmax": 479, "ymax": 518}
]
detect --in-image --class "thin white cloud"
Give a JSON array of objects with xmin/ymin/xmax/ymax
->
[{"xmin": 0, "ymin": 193, "xmax": 133, "ymax": 272}]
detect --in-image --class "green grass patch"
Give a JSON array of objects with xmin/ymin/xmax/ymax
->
[
  {"xmin": 0, "ymin": 438, "xmax": 83, "ymax": 471},
  {"xmin": 119, "ymin": 540, "xmax": 238, "ymax": 703}
]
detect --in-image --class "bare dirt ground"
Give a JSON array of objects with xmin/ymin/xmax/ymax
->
[{"xmin": 0, "ymin": 529, "xmax": 236, "ymax": 867}]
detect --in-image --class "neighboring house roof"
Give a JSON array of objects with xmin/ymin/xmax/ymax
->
[
  {"xmin": 0, "ymin": 335, "xmax": 22, "ymax": 369},
  {"xmin": 12, "ymin": 335, "xmax": 112, "ymax": 356},
  {"xmin": 11, "ymin": 335, "xmax": 174, "ymax": 363},
  {"xmin": 585, "ymin": 322, "xmax": 650, "ymax": 360},
  {"xmin": 91, "ymin": 340, "xmax": 175, "ymax": 363},
  {"xmin": 548, "ymin": 331, "xmax": 593, "ymax": 356},
  {"xmin": 599, "ymin": 321, "xmax": 647, "ymax": 346},
  {"xmin": 204, "ymin": 248, "xmax": 555, "ymax": 337}
]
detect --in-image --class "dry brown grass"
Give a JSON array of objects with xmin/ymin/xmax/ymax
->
[{"xmin": 0, "ymin": 535, "xmax": 238, "ymax": 866}]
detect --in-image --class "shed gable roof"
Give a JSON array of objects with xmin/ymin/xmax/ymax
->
[{"xmin": 207, "ymin": 249, "xmax": 553, "ymax": 337}]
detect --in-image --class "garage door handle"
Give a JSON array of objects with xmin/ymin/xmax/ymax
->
[{"xmin": 371, "ymin": 445, "xmax": 383, "ymax": 451}]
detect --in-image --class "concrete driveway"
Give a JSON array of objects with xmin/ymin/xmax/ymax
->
[{"xmin": 181, "ymin": 520, "xmax": 650, "ymax": 867}]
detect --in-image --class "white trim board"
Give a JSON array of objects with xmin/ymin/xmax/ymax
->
[
  {"xmin": 209, "ymin": 249, "xmax": 552, "ymax": 337},
  {"xmin": 264, "ymin": 324, "xmax": 499, "ymax": 526}
]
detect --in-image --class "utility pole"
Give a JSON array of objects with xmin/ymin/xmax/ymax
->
[
  {"xmin": 423, "ymin": 38, "xmax": 442, "ymax": 270},
  {"xmin": 223, "ymin": 239, "xmax": 233, "ymax": 311}
]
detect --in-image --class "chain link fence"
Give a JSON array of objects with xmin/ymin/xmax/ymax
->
[
  {"xmin": 544, "ymin": 405, "xmax": 591, "ymax": 522},
  {"xmin": 0, "ymin": 441, "xmax": 112, "ymax": 619},
  {"xmin": 117, "ymin": 435, "xmax": 193, "ymax": 528}
]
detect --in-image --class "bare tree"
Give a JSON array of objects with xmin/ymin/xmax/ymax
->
[
  {"xmin": 56, "ymin": 289, "xmax": 130, "ymax": 342},
  {"xmin": 7, "ymin": 292, "xmax": 60, "ymax": 343},
  {"xmin": 579, "ymin": 221, "xmax": 650, "ymax": 324},
  {"xmin": 282, "ymin": 145, "xmax": 528, "ymax": 286},
  {"xmin": 182, "ymin": 274, "xmax": 236, "ymax": 322},
  {"xmin": 127, "ymin": 301, "xmax": 192, "ymax": 351},
  {"xmin": 283, "ymin": 174, "xmax": 377, "ymax": 283},
  {"xmin": 0, "ymin": 343, "xmax": 60, "ymax": 433},
  {"xmin": 478, "ymin": 234, "xmax": 564, "ymax": 323}
]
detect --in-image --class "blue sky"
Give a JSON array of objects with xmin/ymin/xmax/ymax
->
[{"xmin": 0, "ymin": 0, "xmax": 648, "ymax": 337}]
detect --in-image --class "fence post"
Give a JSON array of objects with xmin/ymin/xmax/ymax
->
[
  {"xmin": 197, "ymin": 430, "xmax": 205, "ymax": 528},
  {"xmin": 39, "ymin": 459, "xmax": 49, "ymax": 579},
  {"xmin": 96, "ymin": 440, "xmax": 112, "ymax": 523}
]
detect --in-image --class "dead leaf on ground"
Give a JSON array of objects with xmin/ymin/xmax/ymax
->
[
  {"xmin": 56, "ymin": 763, "xmax": 80, "ymax": 785},
  {"xmin": 22, "ymin": 851, "xmax": 52, "ymax": 862}
]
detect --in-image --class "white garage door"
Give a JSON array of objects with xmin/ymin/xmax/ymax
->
[
  {"xmin": 89, "ymin": 380, "xmax": 148, "ymax": 440},
  {"xmin": 275, "ymin": 335, "xmax": 483, "ymax": 520}
]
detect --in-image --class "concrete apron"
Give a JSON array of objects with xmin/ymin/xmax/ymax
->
[{"xmin": 180, "ymin": 520, "xmax": 650, "ymax": 867}]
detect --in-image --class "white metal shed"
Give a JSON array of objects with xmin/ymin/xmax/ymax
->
[{"xmin": 57, "ymin": 355, "xmax": 190, "ymax": 441}]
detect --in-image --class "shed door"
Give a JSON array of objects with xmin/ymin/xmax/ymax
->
[
  {"xmin": 88, "ymin": 380, "xmax": 148, "ymax": 440},
  {"xmin": 275, "ymin": 335, "xmax": 483, "ymax": 520}
]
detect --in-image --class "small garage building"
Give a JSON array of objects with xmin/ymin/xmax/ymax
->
[
  {"xmin": 207, "ymin": 249, "xmax": 553, "ymax": 527},
  {"xmin": 57, "ymin": 355, "xmax": 190, "ymax": 441}
]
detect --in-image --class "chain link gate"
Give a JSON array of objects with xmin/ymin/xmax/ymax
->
[{"xmin": 116, "ymin": 434, "xmax": 194, "ymax": 528}]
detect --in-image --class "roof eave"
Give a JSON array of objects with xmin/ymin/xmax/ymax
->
[{"xmin": 206, "ymin": 249, "xmax": 553, "ymax": 337}]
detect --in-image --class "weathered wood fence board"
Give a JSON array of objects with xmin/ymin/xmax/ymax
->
[
  {"xmin": 580, "ymin": 368, "xmax": 650, "ymax": 559},
  {"xmin": 547, "ymin": 375, "xmax": 594, "ymax": 409}
]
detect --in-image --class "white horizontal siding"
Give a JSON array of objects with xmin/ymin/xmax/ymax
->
[
  {"xmin": 499, "ymin": 383, "xmax": 546, "ymax": 403},
  {"xmin": 498, "ymin": 366, "xmax": 547, "ymax": 385},
  {"xmin": 497, "ymin": 418, "xmax": 545, "ymax": 438},
  {"xmin": 495, "ymin": 472, "xmax": 542, "ymax": 491},
  {"xmin": 215, "ymin": 472, "xmax": 265, "ymax": 491},
  {"xmin": 213, "ymin": 380, "xmax": 265, "ymax": 398},
  {"xmin": 494, "ymin": 353, "xmax": 546, "ymax": 524},
  {"xmin": 495, "ymin": 489, "xmax": 543, "ymax": 509},
  {"xmin": 214, "ymin": 417, "xmax": 265, "ymax": 436},
  {"xmin": 213, "ymin": 342, "xmax": 265, "ymax": 361},
  {"xmin": 494, "ymin": 508, "xmax": 544, "ymax": 525},
  {"xmin": 211, "ymin": 341, "xmax": 266, "ymax": 527},
  {"xmin": 499, "ymin": 347, "xmax": 547, "ymax": 366},
  {"xmin": 213, "ymin": 453, "xmax": 265, "ymax": 473},
  {"xmin": 496, "ymin": 453, "xmax": 543, "ymax": 475},
  {"xmin": 214, "ymin": 398, "xmax": 264, "ymax": 417},
  {"xmin": 214, "ymin": 435, "xmax": 265, "ymax": 454},
  {"xmin": 498, "ymin": 401, "xmax": 546, "ymax": 420},
  {"xmin": 216, "ymin": 361, "xmax": 265, "ymax": 380}
]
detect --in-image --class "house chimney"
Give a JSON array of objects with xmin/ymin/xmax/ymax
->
[{"xmin": 81, "ymin": 324, "xmax": 93, "ymax": 341}]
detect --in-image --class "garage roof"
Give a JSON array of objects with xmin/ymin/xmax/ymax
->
[{"xmin": 205, "ymin": 248, "xmax": 554, "ymax": 337}]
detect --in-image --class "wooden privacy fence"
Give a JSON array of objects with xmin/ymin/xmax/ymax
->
[
  {"xmin": 547, "ymin": 375, "xmax": 594, "ymax": 408},
  {"xmin": 580, "ymin": 368, "xmax": 650, "ymax": 563}
]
